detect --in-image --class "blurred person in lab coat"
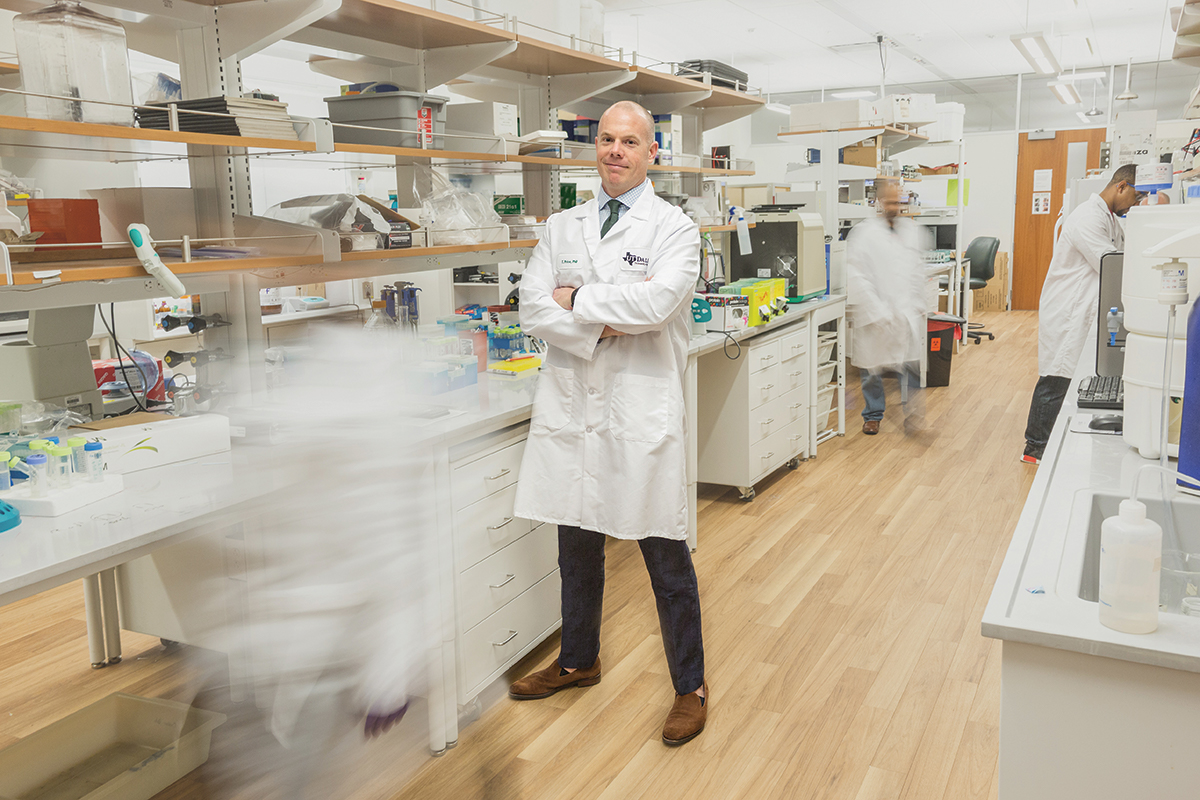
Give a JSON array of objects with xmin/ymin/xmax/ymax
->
[
  {"xmin": 183, "ymin": 333, "xmax": 439, "ymax": 799},
  {"xmin": 509, "ymin": 100, "xmax": 709, "ymax": 747},
  {"xmin": 1022, "ymin": 164, "xmax": 1143, "ymax": 464},
  {"xmin": 846, "ymin": 179, "xmax": 930, "ymax": 436}
]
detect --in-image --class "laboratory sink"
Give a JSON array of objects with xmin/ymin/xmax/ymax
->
[{"xmin": 1077, "ymin": 490, "xmax": 1200, "ymax": 615}]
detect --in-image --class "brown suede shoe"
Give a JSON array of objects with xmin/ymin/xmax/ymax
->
[
  {"xmin": 662, "ymin": 682, "xmax": 707, "ymax": 746},
  {"xmin": 862, "ymin": 420, "xmax": 880, "ymax": 435},
  {"xmin": 509, "ymin": 657, "xmax": 601, "ymax": 700}
]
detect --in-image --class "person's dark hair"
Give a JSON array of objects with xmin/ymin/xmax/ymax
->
[{"xmin": 1109, "ymin": 164, "xmax": 1138, "ymax": 188}]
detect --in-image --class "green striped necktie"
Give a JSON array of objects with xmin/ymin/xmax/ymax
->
[{"xmin": 600, "ymin": 198, "xmax": 622, "ymax": 238}]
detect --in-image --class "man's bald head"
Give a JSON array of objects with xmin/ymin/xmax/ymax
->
[
  {"xmin": 876, "ymin": 179, "xmax": 902, "ymax": 222},
  {"xmin": 599, "ymin": 101, "xmax": 655, "ymax": 143},
  {"xmin": 595, "ymin": 101, "xmax": 659, "ymax": 197}
]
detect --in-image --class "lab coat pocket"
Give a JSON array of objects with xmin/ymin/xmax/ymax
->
[
  {"xmin": 616, "ymin": 267, "xmax": 647, "ymax": 285},
  {"xmin": 610, "ymin": 373, "xmax": 669, "ymax": 443},
  {"xmin": 532, "ymin": 365, "xmax": 573, "ymax": 432}
]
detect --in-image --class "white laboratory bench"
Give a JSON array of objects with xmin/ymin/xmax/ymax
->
[
  {"xmin": 982, "ymin": 380, "xmax": 1200, "ymax": 799},
  {"xmin": 0, "ymin": 295, "xmax": 847, "ymax": 759}
]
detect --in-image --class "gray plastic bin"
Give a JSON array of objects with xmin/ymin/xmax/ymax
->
[{"xmin": 324, "ymin": 91, "xmax": 448, "ymax": 148}]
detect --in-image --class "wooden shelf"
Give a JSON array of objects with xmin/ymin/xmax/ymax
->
[
  {"xmin": 698, "ymin": 223, "xmax": 756, "ymax": 234},
  {"xmin": 306, "ymin": 0, "xmax": 514, "ymax": 51},
  {"xmin": 340, "ymin": 239, "xmax": 532, "ymax": 261},
  {"xmin": 694, "ymin": 83, "xmax": 766, "ymax": 109},
  {"xmin": 4, "ymin": 252, "xmax": 317, "ymax": 287},
  {"xmin": 0, "ymin": 114, "xmax": 317, "ymax": 155},
  {"xmin": 333, "ymin": 141, "xmax": 509, "ymax": 162},
  {"xmin": 493, "ymin": 36, "xmax": 629, "ymax": 76},
  {"xmin": 0, "ymin": 62, "xmax": 17, "ymax": 76},
  {"xmin": 778, "ymin": 124, "xmax": 929, "ymax": 140}
]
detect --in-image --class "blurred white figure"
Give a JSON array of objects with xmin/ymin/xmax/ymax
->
[
  {"xmin": 847, "ymin": 180, "xmax": 930, "ymax": 437},
  {"xmin": 194, "ymin": 328, "xmax": 440, "ymax": 799}
]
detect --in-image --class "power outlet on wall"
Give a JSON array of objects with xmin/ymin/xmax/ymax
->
[{"xmin": 362, "ymin": 280, "xmax": 374, "ymax": 300}]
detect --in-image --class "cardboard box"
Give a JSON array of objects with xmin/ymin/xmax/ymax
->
[
  {"xmin": 973, "ymin": 251, "xmax": 1010, "ymax": 312},
  {"xmin": 446, "ymin": 101, "xmax": 518, "ymax": 137},
  {"xmin": 789, "ymin": 99, "xmax": 882, "ymax": 131},
  {"xmin": 918, "ymin": 164, "xmax": 958, "ymax": 176},
  {"xmin": 356, "ymin": 195, "xmax": 424, "ymax": 248},
  {"xmin": 26, "ymin": 198, "xmax": 102, "ymax": 251},
  {"xmin": 840, "ymin": 138, "xmax": 879, "ymax": 168}
]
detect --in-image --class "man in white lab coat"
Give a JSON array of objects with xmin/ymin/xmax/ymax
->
[
  {"xmin": 508, "ymin": 101, "xmax": 708, "ymax": 746},
  {"xmin": 846, "ymin": 179, "xmax": 930, "ymax": 436},
  {"xmin": 1022, "ymin": 164, "xmax": 1142, "ymax": 464}
]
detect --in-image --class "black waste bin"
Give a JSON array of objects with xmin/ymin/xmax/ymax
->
[{"xmin": 926, "ymin": 315, "xmax": 964, "ymax": 388}]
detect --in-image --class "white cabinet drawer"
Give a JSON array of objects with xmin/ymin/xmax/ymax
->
[
  {"xmin": 780, "ymin": 328, "xmax": 808, "ymax": 362},
  {"xmin": 783, "ymin": 361, "xmax": 806, "ymax": 392},
  {"xmin": 749, "ymin": 363, "xmax": 783, "ymax": 410},
  {"xmin": 749, "ymin": 339, "xmax": 781, "ymax": 374},
  {"xmin": 458, "ymin": 523, "xmax": 558, "ymax": 633},
  {"xmin": 451, "ymin": 439, "xmax": 526, "ymax": 511},
  {"xmin": 750, "ymin": 418, "xmax": 806, "ymax": 481},
  {"xmin": 750, "ymin": 388, "xmax": 804, "ymax": 444},
  {"xmin": 459, "ymin": 569, "xmax": 562, "ymax": 699},
  {"xmin": 454, "ymin": 483, "xmax": 533, "ymax": 570}
]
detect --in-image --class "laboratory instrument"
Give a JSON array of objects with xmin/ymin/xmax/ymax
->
[
  {"xmin": 13, "ymin": 0, "xmax": 134, "ymax": 125},
  {"xmin": 727, "ymin": 206, "xmax": 826, "ymax": 299},
  {"xmin": 164, "ymin": 348, "xmax": 232, "ymax": 368},
  {"xmin": 1180, "ymin": 302, "xmax": 1199, "ymax": 492},
  {"xmin": 127, "ymin": 224, "xmax": 187, "ymax": 297},
  {"xmin": 25, "ymin": 453, "xmax": 48, "ymax": 497},
  {"xmin": 83, "ymin": 441, "xmax": 103, "ymax": 482},
  {"xmin": 0, "ymin": 306, "xmax": 103, "ymax": 418}
]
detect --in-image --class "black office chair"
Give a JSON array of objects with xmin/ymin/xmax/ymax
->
[{"xmin": 938, "ymin": 236, "xmax": 999, "ymax": 342}]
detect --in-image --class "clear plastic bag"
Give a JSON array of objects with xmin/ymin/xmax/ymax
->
[
  {"xmin": 412, "ymin": 164, "xmax": 502, "ymax": 245},
  {"xmin": 262, "ymin": 194, "xmax": 391, "ymax": 236}
]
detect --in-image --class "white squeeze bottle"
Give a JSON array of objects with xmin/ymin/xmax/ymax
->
[{"xmin": 1098, "ymin": 498, "xmax": 1162, "ymax": 634}]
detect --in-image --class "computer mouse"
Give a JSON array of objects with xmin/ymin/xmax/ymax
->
[{"xmin": 1089, "ymin": 414, "xmax": 1123, "ymax": 432}]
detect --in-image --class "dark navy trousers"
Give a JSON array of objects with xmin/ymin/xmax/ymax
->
[{"xmin": 556, "ymin": 525, "xmax": 704, "ymax": 695}]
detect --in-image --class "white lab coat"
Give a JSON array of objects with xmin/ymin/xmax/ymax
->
[
  {"xmin": 845, "ymin": 216, "xmax": 929, "ymax": 372},
  {"xmin": 513, "ymin": 181, "xmax": 700, "ymax": 540},
  {"xmin": 1038, "ymin": 193, "xmax": 1124, "ymax": 377}
]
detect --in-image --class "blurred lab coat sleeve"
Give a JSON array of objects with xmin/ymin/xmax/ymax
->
[
  {"xmin": 571, "ymin": 219, "xmax": 699, "ymax": 333},
  {"xmin": 845, "ymin": 222, "xmax": 888, "ymax": 327},
  {"xmin": 520, "ymin": 231, "xmax": 605, "ymax": 361}
]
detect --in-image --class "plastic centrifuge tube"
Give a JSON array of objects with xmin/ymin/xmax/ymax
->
[
  {"xmin": 49, "ymin": 446, "xmax": 72, "ymax": 490},
  {"xmin": 25, "ymin": 453, "xmax": 48, "ymax": 497},
  {"xmin": 68, "ymin": 437, "xmax": 87, "ymax": 473},
  {"xmin": 0, "ymin": 452, "xmax": 9, "ymax": 490},
  {"xmin": 84, "ymin": 441, "xmax": 104, "ymax": 483}
]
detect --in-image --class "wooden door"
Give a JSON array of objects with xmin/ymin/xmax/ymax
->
[{"xmin": 1011, "ymin": 129, "xmax": 1106, "ymax": 310}]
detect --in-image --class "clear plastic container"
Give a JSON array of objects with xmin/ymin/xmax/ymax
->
[
  {"xmin": 363, "ymin": 300, "xmax": 399, "ymax": 336},
  {"xmin": 83, "ymin": 440, "xmax": 104, "ymax": 483},
  {"xmin": 0, "ymin": 452, "xmax": 9, "ymax": 491},
  {"xmin": 68, "ymin": 436, "xmax": 87, "ymax": 473},
  {"xmin": 13, "ymin": 0, "xmax": 135, "ymax": 126},
  {"xmin": 48, "ymin": 446, "xmax": 72, "ymax": 489},
  {"xmin": 25, "ymin": 453, "xmax": 48, "ymax": 498}
]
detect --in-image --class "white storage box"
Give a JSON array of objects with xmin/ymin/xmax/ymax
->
[
  {"xmin": 1, "ymin": 474, "xmax": 124, "ymax": 516},
  {"xmin": 883, "ymin": 94, "xmax": 937, "ymax": 128},
  {"xmin": 789, "ymin": 100, "xmax": 882, "ymax": 131},
  {"xmin": 70, "ymin": 413, "xmax": 230, "ymax": 475},
  {"xmin": 428, "ymin": 223, "xmax": 509, "ymax": 247},
  {"xmin": 446, "ymin": 101, "xmax": 519, "ymax": 155},
  {"xmin": 919, "ymin": 102, "xmax": 965, "ymax": 143},
  {"xmin": 85, "ymin": 188, "xmax": 198, "ymax": 244},
  {"xmin": 0, "ymin": 693, "xmax": 224, "ymax": 800}
]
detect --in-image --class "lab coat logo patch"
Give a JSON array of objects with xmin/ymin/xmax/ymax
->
[{"xmin": 621, "ymin": 250, "xmax": 650, "ymax": 269}]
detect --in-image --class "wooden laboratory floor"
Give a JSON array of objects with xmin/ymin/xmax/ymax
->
[{"xmin": 0, "ymin": 309, "xmax": 1039, "ymax": 800}]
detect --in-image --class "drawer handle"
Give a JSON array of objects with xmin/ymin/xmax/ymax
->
[
  {"xmin": 491, "ymin": 629, "xmax": 519, "ymax": 646},
  {"xmin": 792, "ymin": 344, "xmax": 803, "ymax": 350},
  {"xmin": 762, "ymin": 354, "xmax": 775, "ymax": 360},
  {"xmin": 791, "ymin": 371, "xmax": 802, "ymax": 377},
  {"xmin": 762, "ymin": 384, "xmax": 774, "ymax": 391},
  {"xmin": 485, "ymin": 468, "xmax": 511, "ymax": 481},
  {"xmin": 489, "ymin": 573, "xmax": 517, "ymax": 589},
  {"xmin": 792, "ymin": 403, "xmax": 803, "ymax": 410},
  {"xmin": 762, "ymin": 452, "xmax": 774, "ymax": 461},
  {"xmin": 762, "ymin": 418, "xmax": 775, "ymax": 425},
  {"xmin": 488, "ymin": 516, "xmax": 514, "ymax": 531}
]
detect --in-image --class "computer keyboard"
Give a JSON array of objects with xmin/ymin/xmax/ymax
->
[{"xmin": 1077, "ymin": 375, "xmax": 1124, "ymax": 410}]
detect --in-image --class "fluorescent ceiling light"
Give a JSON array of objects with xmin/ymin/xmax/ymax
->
[
  {"xmin": 1011, "ymin": 33, "xmax": 1061, "ymax": 75},
  {"xmin": 765, "ymin": 103, "xmax": 790, "ymax": 115},
  {"xmin": 1057, "ymin": 71, "xmax": 1106, "ymax": 83},
  {"xmin": 1050, "ymin": 81, "xmax": 1082, "ymax": 105},
  {"xmin": 830, "ymin": 90, "xmax": 877, "ymax": 100}
]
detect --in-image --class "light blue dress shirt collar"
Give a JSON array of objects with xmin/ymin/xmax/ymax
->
[{"xmin": 596, "ymin": 179, "xmax": 649, "ymax": 226}]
